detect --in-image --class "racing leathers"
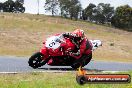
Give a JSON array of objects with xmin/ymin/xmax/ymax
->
[{"xmin": 62, "ymin": 32, "xmax": 92, "ymax": 60}]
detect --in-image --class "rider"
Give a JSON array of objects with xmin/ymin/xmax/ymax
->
[{"xmin": 62, "ymin": 29, "xmax": 92, "ymax": 60}]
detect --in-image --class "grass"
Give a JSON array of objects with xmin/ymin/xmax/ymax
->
[
  {"xmin": 0, "ymin": 13, "xmax": 132, "ymax": 62},
  {"xmin": 0, "ymin": 71, "xmax": 132, "ymax": 88}
]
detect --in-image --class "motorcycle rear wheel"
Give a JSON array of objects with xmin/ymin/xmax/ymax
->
[{"xmin": 28, "ymin": 52, "xmax": 47, "ymax": 69}]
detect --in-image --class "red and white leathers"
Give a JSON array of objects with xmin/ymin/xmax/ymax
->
[
  {"xmin": 62, "ymin": 30, "xmax": 92, "ymax": 59},
  {"xmin": 68, "ymin": 37, "xmax": 92, "ymax": 59}
]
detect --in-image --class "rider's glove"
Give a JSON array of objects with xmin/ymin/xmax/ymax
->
[
  {"xmin": 72, "ymin": 51, "xmax": 80, "ymax": 56},
  {"xmin": 69, "ymin": 50, "xmax": 80, "ymax": 57}
]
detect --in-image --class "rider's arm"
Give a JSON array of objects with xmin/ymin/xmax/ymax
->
[
  {"xmin": 69, "ymin": 49, "xmax": 83, "ymax": 59},
  {"xmin": 69, "ymin": 40, "xmax": 86, "ymax": 59}
]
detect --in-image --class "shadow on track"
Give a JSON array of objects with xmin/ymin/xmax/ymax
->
[
  {"xmin": 37, "ymin": 67, "xmax": 103, "ymax": 72},
  {"xmin": 38, "ymin": 67, "xmax": 75, "ymax": 71}
]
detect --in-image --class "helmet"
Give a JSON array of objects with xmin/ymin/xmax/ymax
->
[{"xmin": 72, "ymin": 29, "xmax": 84, "ymax": 42}]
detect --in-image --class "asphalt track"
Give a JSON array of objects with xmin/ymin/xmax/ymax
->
[{"xmin": 0, "ymin": 56, "xmax": 132, "ymax": 73}]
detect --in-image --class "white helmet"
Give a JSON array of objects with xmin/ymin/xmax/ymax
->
[{"xmin": 89, "ymin": 40, "xmax": 102, "ymax": 51}]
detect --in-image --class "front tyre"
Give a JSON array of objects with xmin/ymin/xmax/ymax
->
[{"xmin": 28, "ymin": 52, "xmax": 46, "ymax": 69}]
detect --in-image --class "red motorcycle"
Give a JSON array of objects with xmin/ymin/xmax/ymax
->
[{"xmin": 28, "ymin": 34, "xmax": 101, "ymax": 69}]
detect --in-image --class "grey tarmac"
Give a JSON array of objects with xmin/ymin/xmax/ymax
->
[{"xmin": 0, "ymin": 56, "xmax": 132, "ymax": 73}]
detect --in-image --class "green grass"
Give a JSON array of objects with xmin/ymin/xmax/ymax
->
[{"xmin": 0, "ymin": 71, "xmax": 132, "ymax": 88}]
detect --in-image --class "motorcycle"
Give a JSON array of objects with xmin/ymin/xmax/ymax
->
[{"xmin": 28, "ymin": 34, "xmax": 102, "ymax": 69}]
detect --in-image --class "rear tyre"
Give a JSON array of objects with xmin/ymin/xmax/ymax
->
[{"xmin": 28, "ymin": 52, "xmax": 47, "ymax": 69}]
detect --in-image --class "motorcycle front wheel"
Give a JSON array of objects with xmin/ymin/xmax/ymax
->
[{"xmin": 28, "ymin": 52, "xmax": 47, "ymax": 69}]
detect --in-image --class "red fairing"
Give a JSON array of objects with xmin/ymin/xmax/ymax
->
[
  {"xmin": 40, "ymin": 42, "xmax": 63, "ymax": 57},
  {"xmin": 40, "ymin": 46, "xmax": 49, "ymax": 59},
  {"xmin": 48, "ymin": 48, "xmax": 64, "ymax": 56},
  {"xmin": 63, "ymin": 38, "xmax": 75, "ymax": 52},
  {"xmin": 48, "ymin": 39, "xmax": 75, "ymax": 56},
  {"xmin": 40, "ymin": 34, "xmax": 76, "ymax": 58}
]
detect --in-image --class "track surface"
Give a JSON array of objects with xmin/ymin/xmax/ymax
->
[{"xmin": 0, "ymin": 56, "xmax": 132, "ymax": 73}]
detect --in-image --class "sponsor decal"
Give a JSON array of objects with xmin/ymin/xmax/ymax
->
[{"xmin": 76, "ymin": 67, "xmax": 131, "ymax": 85}]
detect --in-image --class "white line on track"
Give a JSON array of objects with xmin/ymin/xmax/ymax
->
[{"xmin": 0, "ymin": 71, "xmax": 128, "ymax": 74}]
